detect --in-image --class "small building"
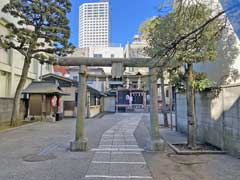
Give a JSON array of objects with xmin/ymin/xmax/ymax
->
[
  {"xmin": 22, "ymin": 81, "xmax": 66, "ymax": 121},
  {"xmin": 116, "ymin": 88, "xmax": 149, "ymax": 113},
  {"xmin": 79, "ymin": 85, "xmax": 106, "ymax": 118},
  {"xmin": 42, "ymin": 73, "xmax": 78, "ymax": 118},
  {"xmin": 42, "ymin": 73, "xmax": 105, "ymax": 118}
]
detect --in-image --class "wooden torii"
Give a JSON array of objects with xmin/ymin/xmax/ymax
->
[{"xmin": 57, "ymin": 57, "xmax": 165, "ymax": 152}]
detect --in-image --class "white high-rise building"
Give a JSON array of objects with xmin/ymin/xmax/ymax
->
[{"xmin": 79, "ymin": 1, "xmax": 111, "ymax": 48}]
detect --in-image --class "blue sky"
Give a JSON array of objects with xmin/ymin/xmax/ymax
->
[
  {"xmin": 220, "ymin": 0, "xmax": 240, "ymax": 38},
  {"xmin": 68, "ymin": 0, "xmax": 166, "ymax": 47}
]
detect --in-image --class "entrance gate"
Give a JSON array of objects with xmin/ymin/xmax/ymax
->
[{"xmin": 57, "ymin": 57, "xmax": 165, "ymax": 152}]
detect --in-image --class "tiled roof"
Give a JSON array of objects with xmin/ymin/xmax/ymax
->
[{"xmin": 22, "ymin": 81, "xmax": 66, "ymax": 95}]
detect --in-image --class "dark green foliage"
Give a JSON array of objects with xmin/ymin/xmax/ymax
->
[
  {"xmin": 170, "ymin": 70, "xmax": 212, "ymax": 92},
  {"xmin": 0, "ymin": 0, "xmax": 74, "ymax": 125},
  {"xmin": 192, "ymin": 72, "xmax": 212, "ymax": 91},
  {"xmin": 0, "ymin": 0, "xmax": 74, "ymax": 63},
  {"xmin": 140, "ymin": 3, "xmax": 224, "ymax": 69}
]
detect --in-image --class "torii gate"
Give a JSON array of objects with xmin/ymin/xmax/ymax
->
[{"xmin": 57, "ymin": 57, "xmax": 165, "ymax": 152}]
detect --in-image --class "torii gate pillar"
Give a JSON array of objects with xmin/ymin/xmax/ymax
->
[
  {"xmin": 56, "ymin": 57, "xmax": 165, "ymax": 152},
  {"xmin": 149, "ymin": 67, "xmax": 165, "ymax": 151},
  {"xmin": 70, "ymin": 65, "xmax": 88, "ymax": 151}
]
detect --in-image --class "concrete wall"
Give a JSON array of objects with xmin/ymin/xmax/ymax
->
[
  {"xmin": 0, "ymin": 47, "xmax": 52, "ymax": 98},
  {"xmin": 89, "ymin": 105, "xmax": 101, "ymax": 118},
  {"xmin": 0, "ymin": 12, "xmax": 53, "ymax": 98},
  {"xmin": 104, "ymin": 96, "xmax": 116, "ymax": 112},
  {"xmin": 176, "ymin": 85, "xmax": 240, "ymax": 155},
  {"xmin": 88, "ymin": 46, "xmax": 124, "ymax": 74},
  {"xmin": 124, "ymin": 37, "xmax": 149, "ymax": 75},
  {"xmin": 0, "ymin": 98, "xmax": 25, "ymax": 122},
  {"xmin": 0, "ymin": 98, "xmax": 13, "ymax": 122}
]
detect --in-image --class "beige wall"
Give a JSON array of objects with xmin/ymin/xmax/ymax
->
[
  {"xmin": 0, "ymin": 71, "xmax": 10, "ymax": 97},
  {"xmin": 0, "ymin": 24, "xmax": 9, "ymax": 65},
  {"xmin": 89, "ymin": 105, "xmax": 101, "ymax": 118},
  {"xmin": 62, "ymin": 87, "xmax": 77, "ymax": 117},
  {"xmin": 0, "ymin": 98, "xmax": 25, "ymax": 122},
  {"xmin": 61, "ymin": 87, "xmax": 76, "ymax": 101},
  {"xmin": 0, "ymin": 19, "xmax": 53, "ymax": 98}
]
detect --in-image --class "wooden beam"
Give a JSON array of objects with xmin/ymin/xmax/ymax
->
[
  {"xmin": 57, "ymin": 57, "xmax": 154, "ymax": 67},
  {"xmin": 87, "ymin": 74, "xmax": 149, "ymax": 79}
]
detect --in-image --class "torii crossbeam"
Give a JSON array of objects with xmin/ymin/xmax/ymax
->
[{"xmin": 57, "ymin": 57, "xmax": 165, "ymax": 152}]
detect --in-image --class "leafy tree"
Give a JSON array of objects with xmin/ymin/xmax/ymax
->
[
  {"xmin": 0, "ymin": 0, "xmax": 74, "ymax": 126},
  {"xmin": 140, "ymin": 18, "xmax": 170, "ymax": 127},
  {"xmin": 140, "ymin": 3, "xmax": 225, "ymax": 148},
  {"xmin": 170, "ymin": 70, "xmax": 213, "ymax": 92}
]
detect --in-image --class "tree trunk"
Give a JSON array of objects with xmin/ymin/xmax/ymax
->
[
  {"xmin": 10, "ymin": 58, "xmax": 31, "ymax": 126},
  {"xmin": 169, "ymin": 74, "xmax": 173, "ymax": 130},
  {"xmin": 186, "ymin": 63, "xmax": 197, "ymax": 149},
  {"xmin": 160, "ymin": 72, "xmax": 169, "ymax": 127}
]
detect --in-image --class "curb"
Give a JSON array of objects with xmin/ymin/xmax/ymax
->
[
  {"xmin": 0, "ymin": 121, "xmax": 41, "ymax": 134},
  {"xmin": 167, "ymin": 143, "xmax": 226, "ymax": 155}
]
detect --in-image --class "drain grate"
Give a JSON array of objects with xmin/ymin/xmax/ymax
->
[
  {"xmin": 22, "ymin": 143, "xmax": 64, "ymax": 162},
  {"xmin": 38, "ymin": 143, "xmax": 60, "ymax": 155},
  {"xmin": 22, "ymin": 154, "xmax": 56, "ymax": 162}
]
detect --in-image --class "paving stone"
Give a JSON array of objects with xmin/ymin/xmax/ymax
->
[
  {"xmin": 82, "ymin": 177, "xmax": 106, "ymax": 180},
  {"xmin": 86, "ymin": 117, "xmax": 153, "ymax": 180},
  {"xmin": 111, "ymin": 154, "xmax": 145, "ymax": 162},
  {"xmin": 129, "ymin": 164, "xmax": 152, "ymax": 177},
  {"xmin": 100, "ymin": 141, "xmax": 113, "ymax": 145},
  {"xmin": 87, "ymin": 163, "xmax": 110, "ymax": 176},
  {"xmin": 109, "ymin": 164, "xmax": 131, "ymax": 176},
  {"xmin": 92, "ymin": 153, "xmax": 110, "ymax": 162},
  {"xmin": 112, "ymin": 142, "xmax": 126, "ymax": 146}
]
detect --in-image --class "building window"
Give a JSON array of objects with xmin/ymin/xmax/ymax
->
[
  {"xmin": 166, "ymin": 89, "xmax": 169, "ymax": 97},
  {"xmin": 46, "ymin": 64, "xmax": 51, "ymax": 71},
  {"xmin": 90, "ymin": 95, "xmax": 100, "ymax": 106},
  {"xmin": 93, "ymin": 54, "xmax": 103, "ymax": 58},
  {"xmin": 73, "ymin": 76, "xmax": 78, "ymax": 81}
]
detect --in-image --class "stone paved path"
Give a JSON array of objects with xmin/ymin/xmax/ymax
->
[{"xmin": 84, "ymin": 114, "xmax": 152, "ymax": 180}]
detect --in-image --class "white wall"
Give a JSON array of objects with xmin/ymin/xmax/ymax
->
[
  {"xmin": 124, "ymin": 36, "xmax": 149, "ymax": 75},
  {"xmin": 89, "ymin": 46, "xmax": 124, "ymax": 58},
  {"xmin": 88, "ymin": 46, "xmax": 124, "ymax": 74},
  {"xmin": 0, "ymin": 14, "xmax": 53, "ymax": 98},
  {"xmin": 176, "ymin": 0, "xmax": 240, "ymax": 85}
]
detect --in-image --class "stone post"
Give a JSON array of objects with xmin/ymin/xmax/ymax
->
[
  {"xmin": 86, "ymin": 92, "xmax": 90, "ymax": 118},
  {"xmin": 143, "ymin": 92, "xmax": 147, "ymax": 112},
  {"xmin": 41, "ymin": 95, "xmax": 46, "ymax": 121},
  {"xmin": 70, "ymin": 65, "xmax": 88, "ymax": 151},
  {"xmin": 116, "ymin": 90, "xmax": 118, "ymax": 113},
  {"xmin": 149, "ymin": 67, "xmax": 165, "ymax": 151}
]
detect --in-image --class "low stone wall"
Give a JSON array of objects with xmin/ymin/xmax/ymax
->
[
  {"xmin": 176, "ymin": 85, "xmax": 240, "ymax": 156},
  {"xmin": 0, "ymin": 98, "xmax": 14, "ymax": 122},
  {"xmin": 0, "ymin": 98, "xmax": 25, "ymax": 122}
]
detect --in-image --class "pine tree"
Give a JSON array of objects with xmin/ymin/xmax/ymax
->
[{"xmin": 0, "ymin": 0, "xmax": 74, "ymax": 126}]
